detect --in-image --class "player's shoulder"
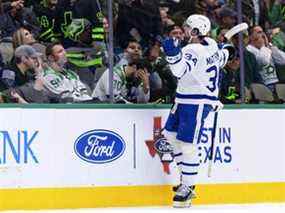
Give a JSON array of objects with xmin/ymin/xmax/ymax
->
[
  {"xmin": 204, "ymin": 37, "xmax": 218, "ymax": 45},
  {"xmin": 182, "ymin": 43, "xmax": 199, "ymax": 57},
  {"xmin": 182, "ymin": 37, "xmax": 218, "ymax": 55},
  {"xmin": 203, "ymin": 37, "xmax": 219, "ymax": 51}
]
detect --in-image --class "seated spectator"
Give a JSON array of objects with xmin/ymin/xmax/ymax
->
[
  {"xmin": 144, "ymin": 42, "xmax": 177, "ymax": 103},
  {"xmin": 247, "ymin": 25, "xmax": 285, "ymax": 90},
  {"xmin": 0, "ymin": 0, "xmax": 39, "ymax": 64},
  {"xmin": 0, "ymin": 45, "xmax": 40, "ymax": 91},
  {"xmin": 116, "ymin": 38, "xmax": 143, "ymax": 66},
  {"xmin": 43, "ymin": 42, "xmax": 93, "ymax": 102},
  {"xmin": 93, "ymin": 61, "xmax": 150, "ymax": 103},
  {"xmin": 220, "ymin": 57, "xmax": 241, "ymax": 104},
  {"xmin": 229, "ymin": 30, "xmax": 262, "ymax": 86},
  {"xmin": 0, "ymin": 88, "xmax": 28, "ymax": 103},
  {"xmin": 65, "ymin": 18, "xmax": 106, "ymax": 90},
  {"xmin": 144, "ymin": 24, "xmax": 181, "ymax": 103},
  {"xmin": 12, "ymin": 27, "xmax": 47, "ymax": 60},
  {"xmin": 1, "ymin": 80, "xmax": 58, "ymax": 103}
]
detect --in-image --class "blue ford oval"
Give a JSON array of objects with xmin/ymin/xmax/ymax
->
[
  {"xmin": 74, "ymin": 129, "xmax": 126, "ymax": 164},
  {"xmin": 154, "ymin": 137, "xmax": 173, "ymax": 154}
]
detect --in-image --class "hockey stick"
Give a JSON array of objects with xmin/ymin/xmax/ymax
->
[
  {"xmin": 224, "ymin": 22, "xmax": 249, "ymax": 41},
  {"xmin": 207, "ymin": 111, "xmax": 218, "ymax": 177}
]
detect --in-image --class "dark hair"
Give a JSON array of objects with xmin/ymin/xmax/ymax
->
[
  {"xmin": 164, "ymin": 24, "xmax": 182, "ymax": 35},
  {"xmin": 121, "ymin": 38, "xmax": 140, "ymax": 50},
  {"xmin": 45, "ymin": 41, "xmax": 62, "ymax": 57},
  {"xmin": 131, "ymin": 58, "xmax": 152, "ymax": 72}
]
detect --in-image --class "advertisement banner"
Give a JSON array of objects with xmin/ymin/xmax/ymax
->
[{"xmin": 0, "ymin": 108, "xmax": 284, "ymax": 189}]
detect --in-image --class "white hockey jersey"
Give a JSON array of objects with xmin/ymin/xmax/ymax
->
[{"xmin": 168, "ymin": 37, "xmax": 228, "ymax": 106}]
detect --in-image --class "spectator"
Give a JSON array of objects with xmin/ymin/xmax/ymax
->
[
  {"xmin": 217, "ymin": 6, "xmax": 237, "ymax": 30},
  {"xmin": 228, "ymin": 0, "xmax": 268, "ymax": 28},
  {"xmin": 65, "ymin": 18, "xmax": 106, "ymax": 90},
  {"xmin": 270, "ymin": 28, "xmax": 285, "ymax": 51},
  {"xmin": 0, "ymin": 0, "xmax": 38, "ymax": 64},
  {"xmin": 2, "ymin": 79, "xmax": 58, "ymax": 103},
  {"xmin": 218, "ymin": 27, "xmax": 260, "ymax": 104},
  {"xmin": 267, "ymin": 0, "xmax": 285, "ymax": 28},
  {"xmin": 58, "ymin": 0, "xmax": 105, "ymax": 45},
  {"xmin": 247, "ymin": 25, "xmax": 285, "ymax": 90},
  {"xmin": 116, "ymin": 38, "xmax": 143, "ymax": 66},
  {"xmin": 33, "ymin": 0, "xmax": 61, "ymax": 43},
  {"xmin": 12, "ymin": 27, "xmax": 46, "ymax": 59},
  {"xmin": 0, "ymin": 0, "xmax": 38, "ymax": 38},
  {"xmin": 230, "ymin": 30, "xmax": 262, "ymax": 87},
  {"xmin": 116, "ymin": 0, "xmax": 162, "ymax": 49},
  {"xmin": 0, "ymin": 45, "xmax": 40, "ymax": 91},
  {"xmin": 43, "ymin": 42, "xmax": 93, "ymax": 102},
  {"xmin": 0, "ymin": 87, "xmax": 29, "ymax": 103},
  {"xmin": 145, "ymin": 24, "xmax": 181, "ymax": 103},
  {"xmin": 92, "ymin": 61, "xmax": 150, "ymax": 103},
  {"xmin": 220, "ymin": 57, "xmax": 241, "ymax": 104}
]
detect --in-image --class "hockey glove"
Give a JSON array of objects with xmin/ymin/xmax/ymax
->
[
  {"xmin": 162, "ymin": 37, "xmax": 182, "ymax": 64},
  {"xmin": 219, "ymin": 43, "xmax": 236, "ymax": 61}
]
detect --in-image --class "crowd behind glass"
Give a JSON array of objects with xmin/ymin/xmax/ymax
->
[{"xmin": 0, "ymin": 0, "xmax": 285, "ymax": 104}]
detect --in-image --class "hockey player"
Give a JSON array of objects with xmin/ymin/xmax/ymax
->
[{"xmin": 162, "ymin": 14, "xmax": 233, "ymax": 208}]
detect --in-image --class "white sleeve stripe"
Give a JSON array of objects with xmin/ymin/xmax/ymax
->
[{"xmin": 166, "ymin": 52, "xmax": 182, "ymax": 64}]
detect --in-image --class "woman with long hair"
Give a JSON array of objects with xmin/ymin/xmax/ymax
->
[{"xmin": 12, "ymin": 27, "xmax": 46, "ymax": 60}]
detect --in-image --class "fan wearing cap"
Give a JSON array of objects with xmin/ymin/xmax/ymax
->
[
  {"xmin": 0, "ymin": 45, "xmax": 42, "ymax": 91},
  {"xmin": 216, "ymin": 6, "xmax": 237, "ymax": 32}
]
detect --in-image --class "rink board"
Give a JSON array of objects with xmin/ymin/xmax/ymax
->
[{"xmin": 0, "ymin": 104, "xmax": 284, "ymax": 210}]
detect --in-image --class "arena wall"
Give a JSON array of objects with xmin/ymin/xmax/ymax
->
[{"xmin": 0, "ymin": 104, "xmax": 284, "ymax": 210}]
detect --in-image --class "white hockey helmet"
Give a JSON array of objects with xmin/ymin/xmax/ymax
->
[{"xmin": 184, "ymin": 14, "xmax": 211, "ymax": 36}]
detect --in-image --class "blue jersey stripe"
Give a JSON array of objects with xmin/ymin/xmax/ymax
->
[
  {"xmin": 174, "ymin": 153, "xmax": 182, "ymax": 157},
  {"xmin": 181, "ymin": 162, "xmax": 200, "ymax": 167},
  {"xmin": 182, "ymin": 171, "xmax": 198, "ymax": 176},
  {"xmin": 176, "ymin": 93, "xmax": 218, "ymax": 101}
]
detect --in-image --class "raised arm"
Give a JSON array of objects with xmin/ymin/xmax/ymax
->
[{"xmin": 162, "ymin": 38, "xmax": 198, "ymax": 78}]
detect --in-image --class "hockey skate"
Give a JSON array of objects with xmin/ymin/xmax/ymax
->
[
  {"xmin": 173, "ymin": 185, "xmax": 196, "ymax": 198},
  {"xmin": 173, "ymin": 185, "xmax": 196, "ymax": 208}
]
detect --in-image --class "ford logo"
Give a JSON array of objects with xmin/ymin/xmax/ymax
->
[
  {"xmin": 154, "ymin": 138, "xmax": 173, "ymax": 154},
  {"xmin": 74, "ymin": 129, "xmax": 126, "ymax": 164}
]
